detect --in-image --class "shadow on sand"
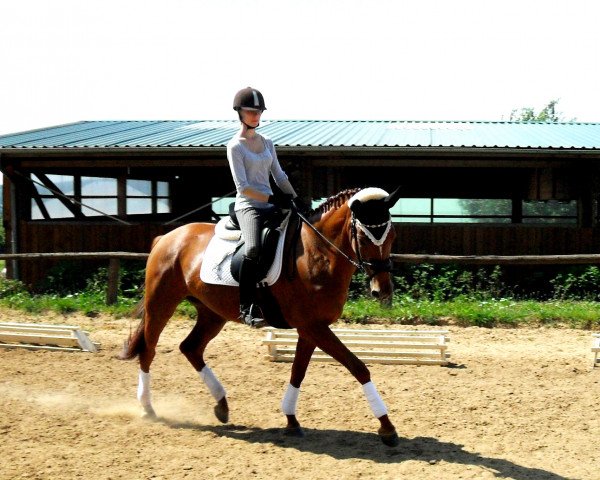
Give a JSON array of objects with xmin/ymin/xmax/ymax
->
[{"xmin": 156, "ymin": 417, "xmax": 569, "ymax": 480}]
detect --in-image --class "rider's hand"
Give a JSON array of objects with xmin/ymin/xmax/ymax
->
[
  {"xmin": 292, "ymin": 197, "xmax": 310, "ymax": 215},
  {"xmin": 268, "ymin": 192, "xmax": 293, "ymax": 208}
]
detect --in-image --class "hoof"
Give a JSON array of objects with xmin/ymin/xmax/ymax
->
[
  {"xmin": 283, "ymin": 426, "xmax": 305, "ymax": 438},
  {"xmin": 141, "ymin": 406, "xmax": 157, "ymax": 420},
  {"xmin": 379, "ymin": 429, "xmax": 399, "ymax": 447},
  {"xmin": 214, "ymin": 403, "xmax": 229, "ymax": 424}
]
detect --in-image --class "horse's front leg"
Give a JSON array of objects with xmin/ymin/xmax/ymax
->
[
  {"xmin": 300, "ymin": 324, "xmax": 399, "ymax": 447},
  {"xmin": 282, "ymin": 335, "xmax": 316, "ymax": 437}
]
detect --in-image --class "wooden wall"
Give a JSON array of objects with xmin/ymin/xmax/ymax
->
[
  {"xmin": 394, "ymin": 224, "xmax": 600, "ymax": 255},
  {"xmin": 15, "ymin": 222, "xmax": 178, "ymax": 288},
  {"xmin": 13, "ymin": 220, "xmax": 600, "ymax": 288}
]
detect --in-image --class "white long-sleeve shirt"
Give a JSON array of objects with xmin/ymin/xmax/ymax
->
[{"xmin": 227, "ymin": 134, "xmax": 296, "ymax": 211}]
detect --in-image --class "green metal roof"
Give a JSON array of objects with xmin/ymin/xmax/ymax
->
[{"xmin": 1, "ymin": 120, "xmax": 599, "ymax": 150}]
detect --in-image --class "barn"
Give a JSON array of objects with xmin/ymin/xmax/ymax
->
[{"xmin": 1, "ymin": 119, "xmax": 600, "ymax": 288}]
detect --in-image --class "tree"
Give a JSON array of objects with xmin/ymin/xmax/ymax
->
[{"xmin": 509, "ymin": 99, "xmax": 576, "ymax": 122}]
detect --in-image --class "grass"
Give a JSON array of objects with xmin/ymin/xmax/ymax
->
[
  {"xmin": 342, "ymin": 296, "xmax": 600, "ymax": 329},
  {"xmin": 0, "ymin": 286, "xmax": 599, "ymax": 329}
]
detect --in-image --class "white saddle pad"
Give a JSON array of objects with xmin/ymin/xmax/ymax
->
[{"xmin": 200, "ymin": 213, "xmax": 291, "ymax": 287}]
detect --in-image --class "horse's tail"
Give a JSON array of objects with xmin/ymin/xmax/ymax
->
[
  {"xmin": 118, "ymin": 297, "xmax": 147, "ymax": 360},
  {"xmin": 119, "ymin": 235, "xmax": 162, "ymax": 360}
]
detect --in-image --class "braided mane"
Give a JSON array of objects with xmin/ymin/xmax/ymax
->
[{"xmin": 312, "ymin": 188, "xmax": 362, "ymax": 215}]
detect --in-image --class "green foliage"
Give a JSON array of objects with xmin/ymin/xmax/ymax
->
[
  {"xmin": 550, "ymin": 266, "xmax": 600, "ymax": 301},
  {"xmin": 37, "ymin": 260, "xmax": 146, "ymax": 297},
  {"xmin": 0, "ymin": 277, "xmax": 28, "ymax": 297},
  {"xmin": 390, "ymin": 264, "xmax": 507, "ymax": 301},
  {"xmin": 342, "ymin": 296, "xmax": 600, "ymax": 329},
  {"xmin": 509, "ymin": 99, "xmax": 575, "ymax": 122},
  {"xmin": 342, "ymin": 264, "xmax": 600, "ymax": 328},
  {"xmin": 84, "ymin": 260, "xmax": 146, "ymax": 297}
]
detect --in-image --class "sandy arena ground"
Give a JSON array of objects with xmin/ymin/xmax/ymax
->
[{"xmin": 0, "ymin": 308, "xmax": 599, "ymax": 480}]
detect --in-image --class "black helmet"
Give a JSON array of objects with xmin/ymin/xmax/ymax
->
[{"xmin": 233, "ymin": 87, "xmax": 266, "ymax": 111}]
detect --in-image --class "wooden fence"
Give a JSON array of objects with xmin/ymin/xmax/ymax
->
[
  {"xmin": 0, "ymin": 252, "xmax": 148, "ymax": 305},
  {"xmin": 3, "ymin": 252, "xmax": 600, "ymax": 305}
]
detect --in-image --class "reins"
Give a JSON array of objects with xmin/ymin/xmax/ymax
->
[
  {"xmin": 295, "ymin": 208, "xmax": 365, "ymax": 271},
  {"xmin": 295, "ymin": 207, "xmax": 393, "ymax": 276}
]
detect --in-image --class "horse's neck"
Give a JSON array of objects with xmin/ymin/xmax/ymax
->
[{"xmin": 303, "ymin": 206, "xmax": 356, "ymax": 282}]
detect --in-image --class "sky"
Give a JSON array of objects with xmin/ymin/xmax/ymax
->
[{"xmin": 0, "ymin": 0, "xmax": 599, "ymax": 137}]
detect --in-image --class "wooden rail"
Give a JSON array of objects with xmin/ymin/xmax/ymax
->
[
  {"xmin": 390, "ymin": 253, "xmax": 600, "ymax": 265},
  {"xmin": 0, "ymin": 252, "xmax": 149, "ymax": 305}
]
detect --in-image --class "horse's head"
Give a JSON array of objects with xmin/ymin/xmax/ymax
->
[{"xmin": 348, "ymin": 187, "xmax": 401, "ymax": 306}]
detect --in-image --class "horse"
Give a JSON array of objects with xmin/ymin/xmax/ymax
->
[{"xmin": 120, "ymin": 186, "xmax": 402, "ymax": 446}]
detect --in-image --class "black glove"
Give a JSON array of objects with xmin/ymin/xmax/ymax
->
[
  {"xmin": 267, "ymin": 192, "xmax": 293, "ymax": 208},
  {"xmin": 292, "ymin": 196, "xmax": 310, "ymax": 215}
]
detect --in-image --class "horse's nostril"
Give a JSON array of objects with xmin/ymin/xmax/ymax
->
[{"xmin": 371, "ymin": 290, "xmax": 380, "ymax": 298}]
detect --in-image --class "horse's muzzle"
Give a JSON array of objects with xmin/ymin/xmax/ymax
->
[{"xmin": 369, "ymin": 266, "xmax": 394, "ymax": 308}]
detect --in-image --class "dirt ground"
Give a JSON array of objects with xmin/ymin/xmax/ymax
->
[{"xmin": 1, "ymin": 308, "xmax": 599, "ymax": 480}]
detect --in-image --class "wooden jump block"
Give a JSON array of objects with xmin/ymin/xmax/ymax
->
[
  {"xmin": 0, "ymin": 322, "xmax": 100, "ymax": 353},
  {"xmin": 263, "ymin": 327, "xmax": 450, "ymax": 365},
  {"xmin": 592, "ymin": 333, "xmax": 600, "ymax": 368}
]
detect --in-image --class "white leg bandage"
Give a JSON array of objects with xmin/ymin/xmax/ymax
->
[
  {"xmin": 137, "ymin": 370, "xmax": 152, "ymax": 407},
  {"xmin": 198, "ymin": 366, "xmax": 226, "ymax": 401},
  {"xmin": 281, "ymin": 384, "xmax": 300, "ymax": 415},
  {"xmin": 362, "ymin": 381, "xmax": 388, "ymax": 418}
]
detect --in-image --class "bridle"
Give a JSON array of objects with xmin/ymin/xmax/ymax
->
[
  {"xmin": 295, "ymin": 207, "xmax": 394, "ymax": 278},
  {"xmin": 350, "ymin": 214, "xmax": 394, "ymax": 278}
]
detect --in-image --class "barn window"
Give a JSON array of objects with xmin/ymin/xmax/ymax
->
[
  {"xmin": 390, "ymin": 198, "xmax": 513, "ymax": 223},
  {"xmin": 434, "ymin": 199, "xmax": 512, "ymax": 223},
  {"xmin": 388, "ymin": 198, "xmax": 577, "ymax": 224},
  {"xmin": 31, "ymin": 174, "xmax": 76, "ymax": 219},
  {"xmin": 81, "ymin": 176, "xmax": 118, "ymax": 217},
  {"xmin": 30, "ymin": 174, "xmax": 171, "ymax": 220},
  {"xmin": 126, "ymin": 179, "xmax": 170, "ymax": 215},
  {"xmin": 522, "ymin": 200, "xmax": 577, "ymax": 224},
  {"xmin": 211, "ymin": 196, "xmax": 235, "ymax": 216}
]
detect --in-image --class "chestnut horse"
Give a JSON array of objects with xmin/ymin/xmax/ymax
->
[{"xmin": 120, "ymin": 187, "xmax": 401, "ymax": 446}]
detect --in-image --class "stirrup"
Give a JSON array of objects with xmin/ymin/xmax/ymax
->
[{"xmin": 240, "ymin": 304, "xmax": 267, "ymax": 328}]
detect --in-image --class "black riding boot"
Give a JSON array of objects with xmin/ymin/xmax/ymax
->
[{"xmin": 238, "ymin": 255, "xmax": 266, "ymax": 328}]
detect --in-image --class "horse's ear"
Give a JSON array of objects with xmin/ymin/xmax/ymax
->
[
  {"xmin": 350, "ymin": 199, "xmax": 363, "ymax": 216},
  {"xmin": 384, "ymin": 186, "xmax": 402, "ymax": 209}
]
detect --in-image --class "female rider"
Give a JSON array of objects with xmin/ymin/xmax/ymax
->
[{"xmin": 227, "ymin": 87, "xmax": 301, "ymax": 327}]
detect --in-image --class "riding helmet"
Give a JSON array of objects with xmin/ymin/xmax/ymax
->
[{"xmin": 233, "ymin": 87, "xmax": 266, "ymax": 111}]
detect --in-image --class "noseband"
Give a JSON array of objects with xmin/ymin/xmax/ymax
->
[{"xmin": 351, "ymin": 215, "xmax": 394, "ymax": 278}]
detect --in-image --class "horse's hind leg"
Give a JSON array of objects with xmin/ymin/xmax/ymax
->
[
  {"xmin": 179, "ymin": 301, "xmax": 229, "ymax": 423},
  {"xmin": 137, "ymin": 293, "xmax": 184, "ymax": 419}
]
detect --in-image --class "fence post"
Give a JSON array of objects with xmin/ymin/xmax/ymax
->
[{"xmin": 106, "ymin": 258, "xmax": 120, "ymax": 305}]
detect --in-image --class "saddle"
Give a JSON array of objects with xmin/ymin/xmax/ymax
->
[
  {"xmin": 203, "ymin": 204, "xmax": 299, "ymax": 329},
  {"xmin": 225, "ymin": 203, "xmax": 286, "ymax": 283}
]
